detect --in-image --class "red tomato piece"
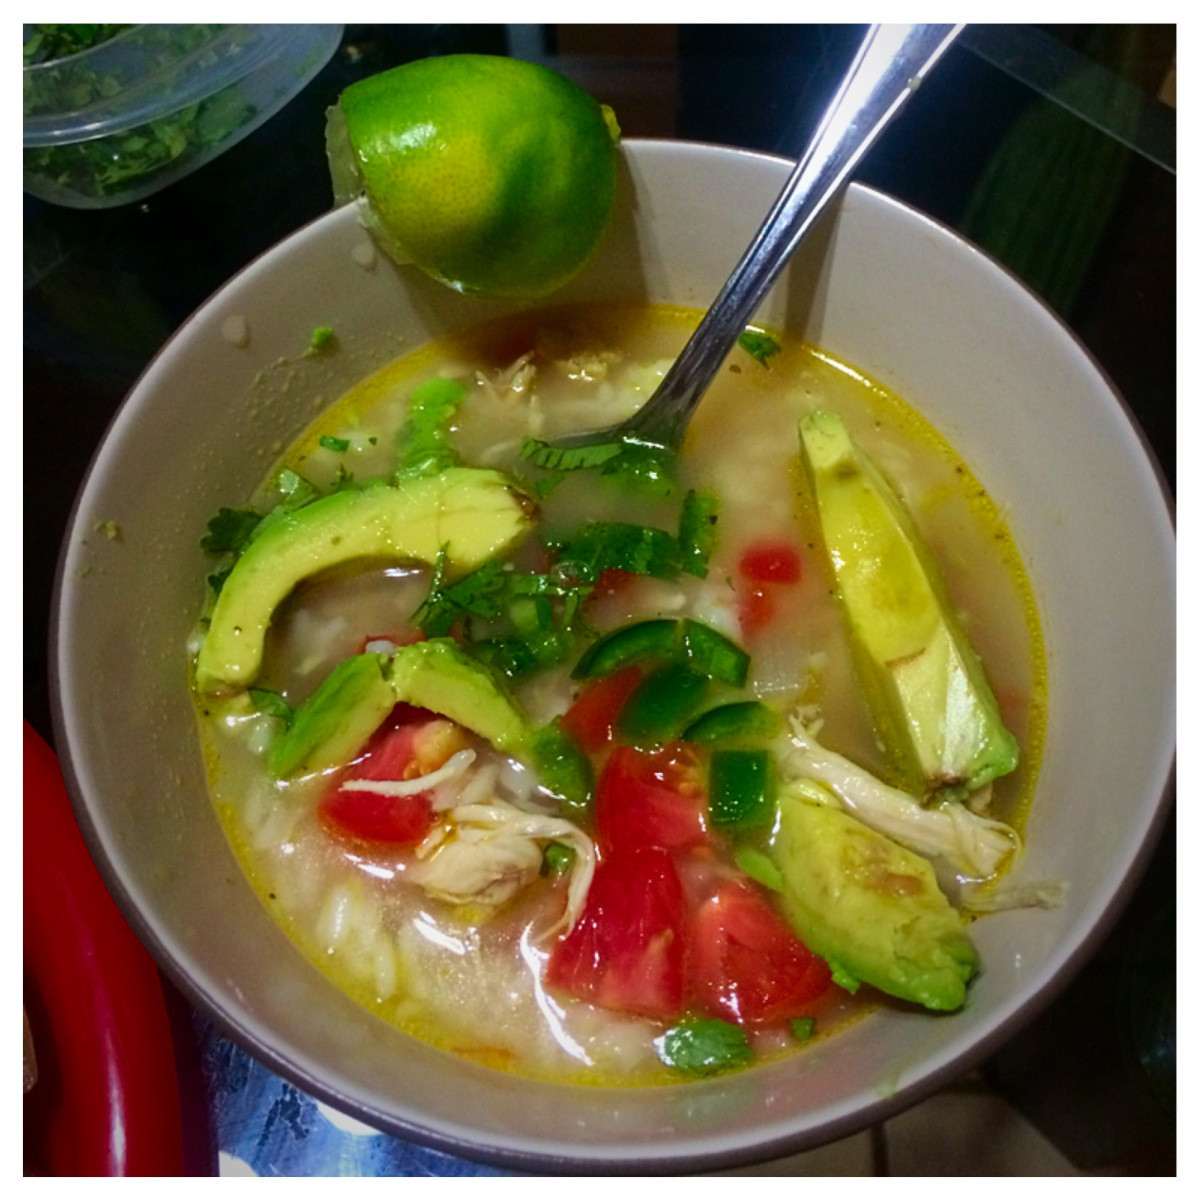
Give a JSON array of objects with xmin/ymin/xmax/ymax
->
[
  {"xmin": 559, "ymin": 665, "xmax": 644, "ymax": 754},
  {"xmin": 545, "ymin": 846, "xmax": 687, "ymax": 1020},
  {"xmin": 738, "ymin": 584, "xmax": 776, "ymax": 638},
  {"xmin": 687, "ymin": 879, "xmax": 832, "ymax": 1026},
  {"xmin": 317, "ymin": 708, "xmax": 439, "ymax": 847},
  {"xmin": 739, "ymin": 541, "xmax": 803, "ymax": 585},
  {"xmin": 595, "ymin": 744, "xmax": 708, "ymax": 855}
]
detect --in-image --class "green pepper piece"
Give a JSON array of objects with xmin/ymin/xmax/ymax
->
[
  {"xmin": 683, "ymin": 700, "xmax": 780, "ymax": 745},
  {"xmin": 616, "ymin": 663, "xmax": 708, "ymax": 745},
  {"xmin": 572, "ymin": 618, "xmax": 680, "ymax": 679},
  {"xmin": 681, "ymin": 619, "xmax": 750, "ymax": 687},
  {"xmin": 530, "ymin": 719, "xmax": 594, "ymax": 819},
  {"xmin": 708, "ymin": 749, "xmax": 773, "ymax": 829}
]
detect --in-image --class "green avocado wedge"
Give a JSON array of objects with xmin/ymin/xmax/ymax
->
[
  {"xmin": 771, "ymin": 780, "xmax": 978, "ymax": 1011},
  {"xmin": 267, "ymin": 639, "xmax": 532, "ymax": 779},
  {"xmin": 388, "ymin": 638, "xmax": 531, "ymax": 759},
  {"xmin": 268, "ymin": 653, "xmax": 396, "ymax": 779},
  {"xmin": 798, "ymin": 411, "xmax": 1018, "ymax": 796},
  {"xmin": 195, "ymin": 468, "xmax": 532, "ymax": 694}
]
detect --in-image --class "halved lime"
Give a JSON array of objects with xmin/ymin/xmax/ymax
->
[{"xmin": 328, "ymin": 54, "xmax": 620, "ymax": 300}]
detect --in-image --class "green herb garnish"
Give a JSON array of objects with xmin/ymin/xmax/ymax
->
[
  {"xmin": 738, "ymin": 328, "xmax": 781, "ymax": 366},
  {"xmin": 394, "ymin": 378, "xmax": 468, "ymax": 478},
  {"xmin": 319, "ymin": 435, "xmax": 351, "ymax": 453},
  {"xmin": 248, "ymin": 688, "xmax": 295, "ymax": 728},
  {"xmin": 790, "ymin": 1017, "xmax": 816, "ymax": 1042},
  {"xmin": 550, "ymin": 521, "xmax": 681, "ymax": 583},
  {"xmin": 307, "ymin": 327, "xmax": 339, "ymax": 356},
  {"xmin": 200, "ymin": 507, "xmax": 261, "ymax": 555},
  {"xmin": 657, "ymin": 1018, "xmax": 753, "ymax": 1077},
  {"xmin": 24, "ymin": 26, "xmax": 258, "ymax": 200},
  {"xmin": 520, "ymin": 438, "xmax": 623, "ymax": 472}
]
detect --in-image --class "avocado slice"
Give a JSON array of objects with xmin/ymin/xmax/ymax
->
[
  {"xmin": 771, "ymin": 780, "xmax": 978, "ymax": 1011},
  {"xmin": 195, "ymin": 468, "xmax": 532, "ymax": 694},
  {"xmin": 267, "ymin": 639, "xmax": 532, "ymax": 779},
  {"xmin": 389, "ymin": 638, "xmax": 530, "ymax": 759},
  {"xmin": 268, "ymin": 652, "xmax": 396, "ymax": 778},
  {"xmin": 798, "ymin": 411, "xmax": 1018, "ymax": 795}
]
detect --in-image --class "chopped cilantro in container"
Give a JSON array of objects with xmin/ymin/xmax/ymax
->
[{"xmin": 23, "ymin": 25, "xmax": 342, "ymax": 209}]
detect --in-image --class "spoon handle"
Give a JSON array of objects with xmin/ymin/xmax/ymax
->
[{"xmin": 624, "ymin": 23, "xmax": 962, "ymax": 450}]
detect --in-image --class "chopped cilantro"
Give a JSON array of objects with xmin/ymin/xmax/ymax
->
[
  {"xmin": 207, "ymin": 566, "xmax": 233, "ymax": 596},
  {"xmin": 677, "ymin": 490, "xmax": 719, "ymax": 578},
  {"xmin": 319, "ymin": 435, "xmax": 351, "ymax": 453},
  {"xmin": 276, "ymin": 468, "xmax": 318, "ymax": 508},
  {"xmin": 306, "ymin": 326, "xmax": 338, "ymax": 356},
  {"xmin": 657, "ymin": 1018, "xmax": 753, "ymax": 1077},
  {"xmin": 738, "ymin": 328, "xmax": 781, "ymax": 366},
  {"xmin": 248, "ymin": 688, "xmax": 294, "ymax": 728},
  {"xmin": 519, "ymin": 435, "xmax": 676, "ymax": 497},
  {"xmin": 394, "ymin": 378, "xmax": 468, "ymax": 478},
  {"xmin": 200, "ymin": 507, "xmax": 261, "ymax": 555},
  {"xmin": 520, "ymin": 438, "xmax": 622, "ymax": 472},
  {"xmin": 791, "ymin": 1017, "xmax": 816, "ymax": 1042},
  {"xmin": 24, "ymin": 26, "xmax": 258, "ymax": 200},
  {"xmin": 599, "ymin": 440, "xmax": 676, "ymax": 496},
  {"xmin": 549, "ymin": 521, "xmax": 680, "ymax": 583}
]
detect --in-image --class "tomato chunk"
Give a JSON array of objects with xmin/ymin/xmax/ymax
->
[
  {"xmin": 317, "ymin": 707, "xmax": 439, "ymax": 847},
  {"xmin": 687, "ymin": 879, "xmax": 832, "ymax": 1026},
  {"xmin": 559, "ymin": 665, "xmax": 644, "ymax": 754},
  {"xmin": 739, "ymin": 541, "xmax": 803, "ymax": 585},
  {"xmin": 545, "ymin": 846, "xmax": 687, "ymax": 1020},
  {"xmin": 595, "ymin": 744, "xmax": 708, "ymax": 855}
]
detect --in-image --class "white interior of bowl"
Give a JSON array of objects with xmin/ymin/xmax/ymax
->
[{"xmin": 52, "ymin": 139, "xmax": 1175, "ymax": 1171}]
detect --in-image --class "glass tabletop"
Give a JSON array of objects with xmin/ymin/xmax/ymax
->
[{"xmin": 23, "ymin": 23, "xmax": 1175, "ymax": 1176}]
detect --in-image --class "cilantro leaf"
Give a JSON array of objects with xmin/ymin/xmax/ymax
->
[
  {"xmin": 790, "ymin": 1017, "xmax": 816, "ymax": 1042},
  {"xmin": 319, "ymin": 435, "xmax": 350, "ymax": 453},
  {"xmin": 738, "ymin": 329, "xmax": 781, "ymax": 366},
  {"xmin": 394, "ymin": 378, "xmax": 468, "ymax": 478},
  {"xmin": 200, "ymin": 507, "xmax": 261, "ymax": 555},
  {"xmin": 520, "ymin": 438, "xmax": 623, "ymax": 472},
  {"xmin": 249, "ymin": 688, "xmax": 294, "ymax": 728},
  {"xmin": 549, "ymin": 521, "xmax": 681, "ymax": 583},
  {"xmin": 657, "ymin": 1018, "xmax": 753, "ymax": 1077}
]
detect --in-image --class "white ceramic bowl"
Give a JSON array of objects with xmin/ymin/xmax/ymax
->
[{"xmin": 52, "ymin": 140, "xmax": 1174, "ymax": 1172}]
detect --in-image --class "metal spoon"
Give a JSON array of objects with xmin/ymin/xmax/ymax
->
[{"xmin": 551, "ymin": 23, "xmax": 962, "ymax": 454}]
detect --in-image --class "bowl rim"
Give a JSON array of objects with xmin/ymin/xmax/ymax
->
[{"xmin": 48, "ymin": 136, "xmax": 1176, "ymax": 1174}]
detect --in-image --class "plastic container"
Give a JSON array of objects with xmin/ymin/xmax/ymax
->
[{"xmin": 23, "ymin": 24, "xmax": 343, "ymax": 209}]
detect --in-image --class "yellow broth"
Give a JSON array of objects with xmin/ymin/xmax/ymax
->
[{"xmin": 193, "ymin": 302, "xmax": 1046, "ymax": 1084}]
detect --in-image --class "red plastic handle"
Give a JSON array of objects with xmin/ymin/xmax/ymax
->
[{"xmin": 24, "ymin": 722, "xmax": 183, "ymax": 1176}]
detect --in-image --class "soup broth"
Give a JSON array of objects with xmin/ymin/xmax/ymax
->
[{"xmin": 192, "ymin": 302, "xmax": 1045, "ymax": 1084}]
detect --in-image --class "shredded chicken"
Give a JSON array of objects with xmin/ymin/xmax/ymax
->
[
  {"xmin": 960, "ymin": 878, "xmax": 1068, "ymax": 914},
  {"xmin": 475, "ymin": 351, "xmax": 537, "ymax": 403},
  {"xmin": 340, "ymin": 748, "xmax": 476, "ymax": 798},
  {"xmin": 409, "ymin": 798, "xmax": 595, "ymax": 935},
  {"xmin": 784, "ymin": 713, "xmax": 1020, "ymax": 881}
]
